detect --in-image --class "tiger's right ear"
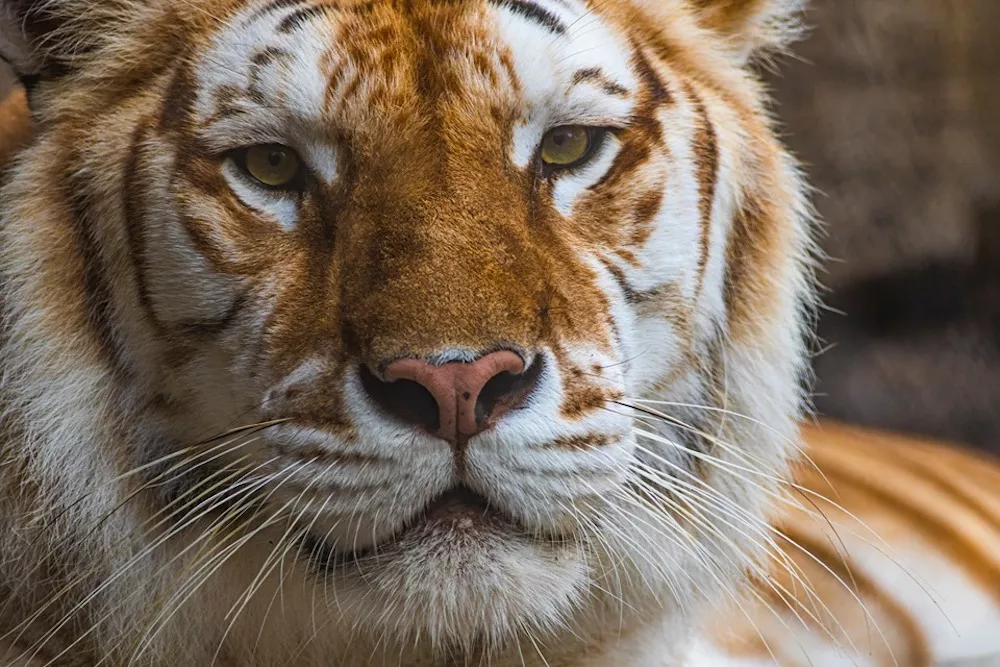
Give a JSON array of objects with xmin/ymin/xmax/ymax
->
[{"xmin": 2, "ymin": 0, "xmax": 185, "ymax": 115}]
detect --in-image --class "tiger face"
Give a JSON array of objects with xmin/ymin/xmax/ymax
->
[{"xmin": 0, "ymin": 0, "xmax": 812, "ymax": 663}]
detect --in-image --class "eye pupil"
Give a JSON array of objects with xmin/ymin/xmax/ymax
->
[
  {"xmin": 540, "ymin": 126, "xmax": 596, "ymax": 169},
  {"xmin": 241, "ymin": 144, "xmax": 302, "ymax": 188}
]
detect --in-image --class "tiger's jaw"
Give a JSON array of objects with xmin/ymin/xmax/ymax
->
[
  {"xmin": 300, "ymin": 484, "xmax": 593, "ymax": 649},
  {"xmin": 234, "ymin": 345, "xmax": 642, "ymax": 648}
]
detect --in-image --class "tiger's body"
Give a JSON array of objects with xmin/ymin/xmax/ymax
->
[
  {"xmin": 0, "ymin": 0, "xmax": 996, "ymax": 665},
  {"xmin": 696, "ymin": 421, "xmax": 1000, "ymax": 667}
]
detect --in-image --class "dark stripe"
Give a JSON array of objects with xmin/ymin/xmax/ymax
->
[
  {"xmin": 689, "ymin": 87, "xmax": 718, "ymax": 296},
  {"xmin": 818, "ymin": 457, "xmax": 1000, "ymax": 605},
  {"xmin": 596, "ymin": 256, "xmax": 679, "ymax": 307},
  {"xmin": 597, "ymin": 257, "xmax": 638, "ymax": 303},
  {"xmin": 157, "ymin": 63, "xmax": 195, "ymax": 134},
  {"xmin": 543, "ymin": 433, "xmax": 614, "ymax": 451},
  {"xmin": 722, "ymin": 194, "xmax": 766, "ymax": 331},
  {"xmin": 278, "ymin": 4, "xmax": 336, "ymax": 32},
  {"xmin": 249, "ymin": 47, "xmax": 291, "ymax": 98},
  {"xmin": 779, "ymin": 529, "xmax": 932, "ymax": 666},
  {"xmin": 632, "ymin": 47, "xmax": 671, "ymax": 107},
  {"xmin": 587, "ymin": 137, "xmax": 649, "ymax": 194},
  {"xmin": 250, "ymin": 47, "xmax": 290, "ymax": 69},
  {"xmin": 487, "ymin": 0, "xmax": 567, "ymax": 34},
  {"xmin": 176, "ymin": 292, "xmax": 249, "ymax": 338},
  {"xmin": 65, "ymin": 180, "xmax": 134, "ymax": 381},
  {"xmin": 121, "ymin": 120, "xmax": 167, "ymax": 335},
  {"xmin": 583, "ymin": 49, "xmax": 670, "ymax": 195},
  {"xmin": 571, "ymin": 68, "xmax": 630, "ymax": 97},
  {"xmin": 246, "ymin": 0, "xmax": 311, "ymax": 23}
]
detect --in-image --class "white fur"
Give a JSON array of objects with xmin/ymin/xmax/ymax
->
[{"xmin": 0, "ymin": 0, "xmax": 814, "ymax": 665}]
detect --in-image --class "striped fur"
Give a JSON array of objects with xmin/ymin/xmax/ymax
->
[
  {"xmin": 693, "ymin": 422, "xmax": 1000, "ymax": 667},
  {"xmin": 0, "ymin": 0, "xmax": 843, "ymax": 664}
]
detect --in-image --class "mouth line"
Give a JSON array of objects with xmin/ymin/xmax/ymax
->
[{"xmin": 302, "ymin": 484, "xmax": 513, "ymax": 570}]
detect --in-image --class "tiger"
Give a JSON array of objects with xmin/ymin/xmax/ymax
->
[{"xmin": 0, "ymin": 0, "xmax": 997, "ymax": 665}]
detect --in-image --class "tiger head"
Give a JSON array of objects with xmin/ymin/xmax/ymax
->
[{"xmin": 0, "ymin": 0, "xmax": 812, "ymax": 663}]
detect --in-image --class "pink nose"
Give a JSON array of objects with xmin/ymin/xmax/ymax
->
[{"xmin": 362, "ymin": 351, "xmax": 540, "ymax": 444}]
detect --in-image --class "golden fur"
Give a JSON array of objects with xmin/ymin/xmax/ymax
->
[
  {"xmin": 698, "ymin": 421, "xmax": 1000, "ymax": 666},
  {"xmin": 5, "ymin": 1, "xmax": 993, "ymax": 666}
]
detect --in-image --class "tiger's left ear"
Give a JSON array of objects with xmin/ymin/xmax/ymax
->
[{"xmin": 689, "ymin": 0, "xmax": 805, "ymax": 61}]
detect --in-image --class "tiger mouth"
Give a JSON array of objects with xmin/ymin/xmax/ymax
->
[{"xmin": 303, "ymin": 484, "xmax": 512, "ymax": 571}]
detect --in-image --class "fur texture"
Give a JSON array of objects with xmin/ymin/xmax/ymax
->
[{"xmin": 0, "ymin": 0, "xmax": 813, "ymax": 664}]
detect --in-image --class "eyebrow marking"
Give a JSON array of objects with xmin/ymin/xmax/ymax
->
[
  {"xmin": 251, "ymin": 46, "xmax": 291, "ymax": 68},
  {"xmin": 277, "ymin": 4, "xmax": 338, "ymax": 32},
  {"xmin": 248, "ymin": 0, "xmax": 311, "ymax": 23},
  {"xmin": 248, "ymin": 47, "xmax": 291, "ymax": 97},
  {"xmin": 488, "ymin": 0, "xmax": 567, "ymax": 35},
  {"xmin": 572, "ymin": 67, "xmax": 630, "ymax": 97}
]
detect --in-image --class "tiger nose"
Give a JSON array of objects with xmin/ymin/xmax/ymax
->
[{"xmin": 360, "ymin": 351, "xmax": 541, "ymax": 444}]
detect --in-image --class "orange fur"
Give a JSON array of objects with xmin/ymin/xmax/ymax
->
[
  {"xmin": 0, "ymin": 89, "xmax": 33, "ymax": 167},
  {"xmin": 20, "ymin": 1, "xmax": 997, "ymax": 666},
  {"xmin": 700, "ymin": 422, "xmax": 1000, "ymax": 666}
]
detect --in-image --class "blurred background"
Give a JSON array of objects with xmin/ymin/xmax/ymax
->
[
  {"xmin": 764, "ymin": 0, "xmax": 1000, "ymax": 449},
  {"xmin": 1, "ymin": 0, "xmax": 998, "ymax": 449}
]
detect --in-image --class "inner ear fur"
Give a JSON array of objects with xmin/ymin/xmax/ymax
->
[
  {"xmin": 692, "ymin": 0, "xmax": 805, "ymax": 60},
  {"xmin": 1, "ymin": 0, "xmax": 183, "ymax": 80}
]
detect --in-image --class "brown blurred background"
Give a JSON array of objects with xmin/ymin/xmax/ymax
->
[
  {"xmin": 1, "ymin": 0, "xmax": 999, "ymax": 448},
  {"xmin": 764, "ymin": 0, "xmax": 1000, "ymax": 449},
  {"xmin": 0, "ymin": 63, "xmax": 11, "ymax": 99}
]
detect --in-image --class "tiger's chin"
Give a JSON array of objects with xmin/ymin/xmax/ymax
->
[{"xmin": 305, "ymin": 485, "xmax": 590, "ymax": 649}]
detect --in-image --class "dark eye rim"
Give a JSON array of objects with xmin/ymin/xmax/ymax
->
[
  {"xmin": 228, "ymin": 144, "xmax": 309, "ymax": 192},
  {"xmin": 537, "ymin": 126, "xmax": 611, "ymax": 178}
]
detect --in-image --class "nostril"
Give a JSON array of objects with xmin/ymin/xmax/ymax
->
[
  {"xmin": 476, "ymin": 357, "xmax": 544, "ymax": 425},
  {"xmin": 362, "ymin": 350, "xmax": 543, "ymax": 444},
  {"xmin": 359, "ymin": 365, "xmax": 441, "ymax": 432}
]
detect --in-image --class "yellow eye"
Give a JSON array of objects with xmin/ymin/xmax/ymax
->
[
  {"xmin": 540, "ymin": 126, "xmax": 595, "ymax": 167},
  {"xmin": 242, "ymin": 144, "xmax": 302, "ymax": 188}
]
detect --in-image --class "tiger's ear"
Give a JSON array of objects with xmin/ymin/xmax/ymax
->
[
  {"xmin": 2, "ymin": 0, "xmax": 179, "ymax": 101},
  {"xmin": 1, "ymin": 0, "xmax": 87, "ymax": 83},
  {"xmin": 1, "ymin": 1, "xmax": 175, "ymax": 78},
  {"xmin": 689, "ymin": 0, "xmax": 805, "ymax": 61}
]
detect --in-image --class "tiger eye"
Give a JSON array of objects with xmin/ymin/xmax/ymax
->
[
  {"xmin": 243, "ymin": 144, "xmax": 301, "ymax": 188},
  {"xmin": 540, "ymin": 126, "xmax": 592, "ymax": 167}
]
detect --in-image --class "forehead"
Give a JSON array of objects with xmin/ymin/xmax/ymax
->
[{"xmin": 195, "ymin": 0, "xmax": 637, "ymax": 142}]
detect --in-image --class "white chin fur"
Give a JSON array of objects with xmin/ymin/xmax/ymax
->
[{"xmin": 328, "ymin": 520, "xmax": 589, "ymax": 651}]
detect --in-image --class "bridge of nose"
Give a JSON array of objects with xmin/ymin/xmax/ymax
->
[{"xmin": 332, "ymin": 150, "xmax": 550, "ymax": 358}]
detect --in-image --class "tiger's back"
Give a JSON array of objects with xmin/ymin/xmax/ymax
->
[{"xmin": 697, "ymin": 421, "xmax": 1000, "ymax": 667}]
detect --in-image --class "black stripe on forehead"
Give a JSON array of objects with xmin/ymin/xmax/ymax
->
[
  {"xmin": 487, "ymin": 0, "xmax": 567, "ymax": 35},
  {"xmin": 278, "ymin": 4, "xmax": 337, "ymax": 32},
  {"xmin": 247, "ymin": 0, "xmax": 313, "ymax": 22},
  {"xmin": 572, "ymin": 67, "xmax": 630, "ymax": 97}
]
